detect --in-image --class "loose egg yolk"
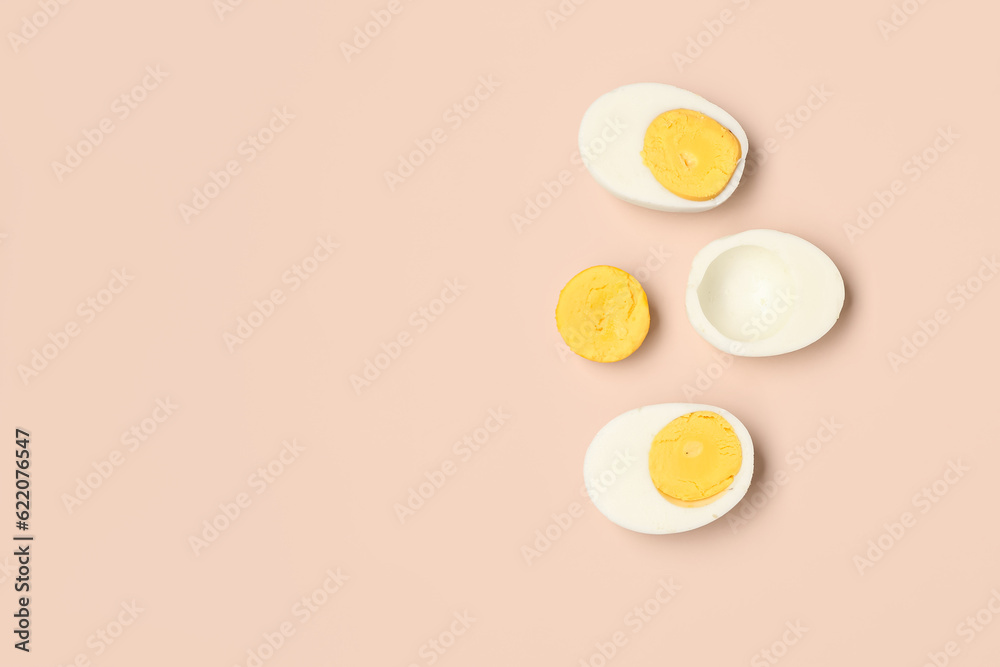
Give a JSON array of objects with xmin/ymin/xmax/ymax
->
[
  {"xmin": 640, "ymin": 109, "xmax": 742, "ymax": 202},
  {"xmin": 648, "ymin": 411, "xmax": 742, "ymax": 502},
  {"xmin": 555, "ymin": 266, "xmax": 649, "ymax": 363}
]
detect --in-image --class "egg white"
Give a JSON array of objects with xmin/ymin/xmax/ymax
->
[
  {"xmin": 583, "ymin": 403, "xmax": 754, "ymax": 534},
  {"xmin": 578, "ymin": 83, "xmax": 748, "ymax": 213},
  {"xmin": 686, "ymin": 229, "xmax": 846, "ymax": 357}
]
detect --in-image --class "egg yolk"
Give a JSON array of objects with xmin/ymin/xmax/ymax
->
[
  {"xmin": 555, "ymin": 266, "xmax": 649, "ymax": 363},
  {"xmin": 640, "ymin": 109, "xmax": 742, "ymax": 201},
  {"xmin": 648, "ymin": 411, "xmax": 742, "ymax": 502}
]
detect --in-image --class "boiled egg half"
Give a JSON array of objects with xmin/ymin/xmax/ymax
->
[
  {"xmin": 579, "ymin": 83, "xmax": 748, "ymax": 212},
  {"xmin": 687, "ymin": 229, "xmax": 845, "ymax": 357},
  {"xmin": 584, "ymin": 403, "xmax": 754, "ymax": 534}
]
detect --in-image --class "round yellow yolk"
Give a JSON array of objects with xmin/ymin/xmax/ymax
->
[
  {"xmin": 640, "ymin": 109, "xmax": 742, "ymax": 201},
  {"xmin": 648, "ymin": 411, "xmax": 742, "ymax": 502},
  {"xmin": 555, "ymin": 266, "xmax": 649, "ymax": 363}
]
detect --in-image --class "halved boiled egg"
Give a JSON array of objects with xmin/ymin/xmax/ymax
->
[
  {"xmin": 578, "ymin": 83, "xmax": 748, "ymax": 212},
  {"xmin": 686, "ymin": 229, "xmax": 845, "ymax": 357},
  {"xmin": 584, "ymin": 403, "xmax": 753, "ymax": 534}
]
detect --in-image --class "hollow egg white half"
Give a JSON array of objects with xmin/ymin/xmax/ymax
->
[
  {"xmin": 584, "ymin": 403, "xmax": 754, "ymax": 534},
  {"xmin": 578, "ymin": 83, "xmax": 748, "ymax": 212},
  {"xmin": 686, "ymin": 229, "xmax": 845, "ymax": 357}
]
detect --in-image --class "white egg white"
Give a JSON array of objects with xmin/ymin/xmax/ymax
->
[
  {"xmin": 578, "ymin": 83, "xmax": 748, "ymax": 213},
  {"xmin": 583, "ymin": 403, "xmax": 754, "ymax": 535},
  {"xmin": 686, "ymin": 229, "xmax": 845, "ymax": 357}
]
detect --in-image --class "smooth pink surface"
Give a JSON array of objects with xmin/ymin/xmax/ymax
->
[{"xmin": 2, "ymin": 0, "xmax": 999, "ymax": 665}]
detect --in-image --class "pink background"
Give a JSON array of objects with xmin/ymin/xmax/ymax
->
[{"xmin": 3, "ymin": 0, "xmax": 1000, "ymax": 664}]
